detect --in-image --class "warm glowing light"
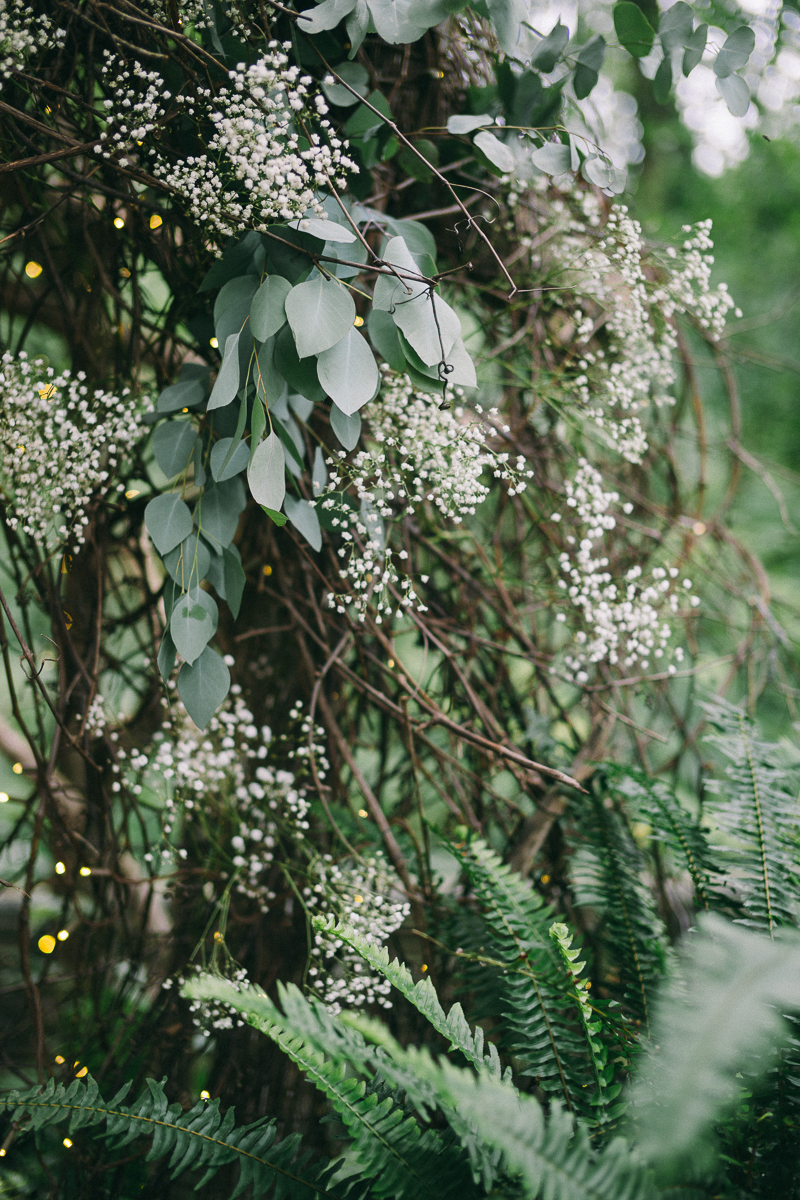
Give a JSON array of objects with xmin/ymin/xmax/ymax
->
[
  {"xmin": 12, "ymin": 762, "xmax": 23, "ymax": 775},
  {"xmin": 55, "ymin": 861, "xmax": 65, "ymax": 874},
  {"xmin": 75, "ymin": 1066, "xmax": 88, "ymax": 1078},
  {"xmin": 353, "ymin": 315, "xmax": 364, "ymax": 327},
  {"xmin": 57, "ymin": 929, "xmax": 69, "ymax": 942},
  {"xmin": 0, "ymin": 793, "xmax": 8, "ymax": 804},
  {"xmin": 262, "ymin": 564, "xmax": 272, "ymax": 576},
  {"xmin": 0, "ymin": 1148, "xmax": 6, "ymax": 1156},
  {"xmin": 55, "ymin": 1055, "xmax": 65, "ymax": 1064},
  {"xmin": 213, "ymin": 930, "xmax": 223, "ymax": 942},
  {"xmin": 79, "ymin": 866, "xmax": 91, "ymax": 877},
  {"xmin": 38, "ymin": 935, "xmax": 56, "ymax": 954},
  {"xmin": 125, "ymin": 489, "xmax": 140, "ymax": 499},
  {"xmin": 354, "ymin": 895, "xmax": 363, "ymax": 904},
  {"xmin": 387, "ymin": 658, "xmax": 395, "ymax": 669},
  {"xmin": 63, "ymin": 1138, "xmax": 73, "ymax": 1148},
  {"xmin": 113, "ymin": 217, "xmax": 125, "ymax": 229},
  {"xmin": 25, "ymin": 261, "xmax": 43, "ymax": 279},
  {"xmin": 209, "ymin": 336, "xmax": 219, "ymax": 348},
  {"xmin": 120, "ymin": 267, "xmax": 131, "ymax": 278},
  {"xmin": 39, "ymin": 384, "xmax": 56, "ymax": 400},
  {"xmin": 693, "ymin": 521, "xmax": 707, "ymax": 536},
  {"xmin": 358, "ymin": 809, "xmax": 368, "ymax": 818},
  {"xmin": 200, "ymin": 1090, "xmax": 210, "ymax": 1100},
  {"xmin": 181, "ymin": 407, "xmax": 189, "ymax": 413},
  {"xmin": 63, "ymin": 611, "xmax": 73, "ymax": 630},
  {"xmin": 149, "ymin": 213, "xmax": 163, "ymax": 229},
  {"xmin": 540, "ymin": 874, "xmax": 550, "ymax": 885},
  {"xmin": 421, "ymin": 963, "xmax": 428, "ymax": 971}
]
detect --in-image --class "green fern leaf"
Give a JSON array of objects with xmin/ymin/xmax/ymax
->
[
  {"xmin": 703, "ymin": 698, "xmax": 800, "ymax": 934},
  {"xmin": 312, "ymin": 915, "xmax": 505, "ymax": 1078},
  {"xmin": 630, "ymin": 913, "xmax": 800, "ymax": 1172},
  {"xmin": 447, "ymin": 837, "xmax": 620, "ymax": 1120},
  {"xmin": 600, "ymin": 764, "xmax": 720, "ymax": 913},
  {"xmin": 567, "ymin": 788, "xmax": 668, "ymax": 1033},
  {"xmin": 1, "ymin": 1075, "xmax": 339, "ymax": 1198},
  {"xmin": 183, "ymin": 973, "xmax": 479, "ymax": 1200}
]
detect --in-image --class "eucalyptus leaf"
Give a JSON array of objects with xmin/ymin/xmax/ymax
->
[
  {"xmin": 714, "ymin": 26, "xmax": 755, "ymax": 78},
  {"xmin": 532, "ymin": 141, "xmax": 572, "ymax": 176},
  {"xmin": 274, "ymin": 325, "xmax": 327, "ymax": 403},
  {"xmin": 208, "ymin": 333, "xmax": 240, "ymax": 410},
  {"xmin": 288, "ymin": 218, "xmax": 356, "ymax": 244},
  {"xmin": 198, "ymin": 478, "xmax": 246, "ymax": 551},
  {"xmin": 683, "ymin": 24, "xmax": 708, "ymax": 74},
  {"xmin": 574, "ymin": 35, "xmax": 605, "ymax": 99},
  {"xmin": 296, "ymin": 0, "xmax": 356, "ymax": 34},
  {"xmin": 529, "ymin": 19, "xmax": 568, "ymax": 72},
  {"xmin": 152, "ymin": 420, "xmax": 197, "ymax": 479},
  {"xmin": 486, "ymin": 0, "xmax": 526, "ymax": 53},
  {"xmin": 473, "ymin": 130, "xmax": 515, "ymax": 173},
  {"xmin": 247, "ymin": 431, "xmax": 286, "ymax": 511},
  {"xmin": 312, "ymin": 446, "xmax": 328, "ymax": 498},
  {"xmin": 716, "ymin": 72, "xmax": 751, "ymax": 116},
  {"xmin": 178, "ymin": 646, "xmax": 230, "ymax": 730},
  {"xmin": 367, "ymin": 0, "xmax": 428, "ymax": 44},
  {"xmin": 144, "ymin": 493, "xmax": 193, "ymax": 556},
  {"xmin": 213, "ymin": 275, "xmax": 259, "ymax": 327},
  {"xmin": 223, "ymin": 545, "xmax": 245, "ymax": 619},
  {"xmin": 157, "ymin": 630, "xmax": 177, "ymax": 683},
  {"xmin": 210, "ymin": 437, "xmax": 250, "ymax": 482},
  {"xmin": 322, "ymin": 61, "xmax": 369, "ymax": 106},
  {"xmin": 330, "ymin": 405, "xmax": 361, "ymax": 451},
  {"xmin": 447, "ymin": 113, "xmax": 493, "ymax": 134},
  {"xmin": 285, "ymin": 278, "xmax": 356, "ymax": 359},
  {"xmin": 162, "ymin": 531, "xmax": 212, "ymax": 589},
  {"xmin": 653, "ymin": 55, "xmax": 673, "ymax": 105},
  {"xmin": 317, "ymin": 326, "xmax": 379, "ymax": 416},
  {"xmin": 274, "ymin": 415, "xmax": 305, "ymax": 476},
  {"xmin": 346, "ymin": 0, "xmax": 369, "ymax": 53},
  {"xmin": 157, "ymin": 377, "xmax": 207, "ymax": 414},
  {"xmin": 659, "ymin": 1, "xmax": 693, "ymax": 52},
  {"xmin": 444, "ymin": 338, "xmax": 478, "ymax": 388},
  {"xmin": 170, "ymin": 585, "xmax": 218, "ymax": 665},
  {"xmin": 613, "ymin": 2, "xmax": 655, "ymax": 58},
  {"xmin": 250, "ymin": 276, "xmax": 291, "ymax": 342},
  {"xmin": 289, "ymin": 394, "xmax": 314, "ymax": 423},
  {"xmin": 367, "ymin": 307, "xmax": 406, "ymax": 371},
  {"xmin": 284, "ymin": 495, "xmax": 322, "ymax": 552}
]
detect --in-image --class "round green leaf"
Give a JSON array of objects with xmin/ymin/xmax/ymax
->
[
  {"xmin": 447, "ymin": 113, "xmax": 493, "ymax": 134},
  {"xmin": 317, "ymin": 326, "xmax": 379, "ymax": 416},
  {"xmin": 170, "ymin": 585, "xmax": 218, "ymax": 665},
  {"xmin": 659, "ymin": 1, "xmax": 693, "ymax": 52},
  {"xmin": 144, "ymin": 493, "xmax": 193, "ymax": 556},
  {"xmin": 716, "ymin": 72, "xmax": 751, "ymax": 116},
  {"xmin": 199, "ymin": 479, "xmax": 246, "ymax": 550},
  {"xmin": 210, "ymin": 437, "xmax": 250, "ymax": 482},
  {"xmin": 208, "ymin": 333, "xmax": 240, "ymax": 410},
  {"xmin": 714, "ymin": 25, "xmax": 755, "ymax": 78},
  {"xmin": 152, "ymin": 420, "xmax": 197, "ymax": 479},
  {"xmin": 322, "ymin": 61, "xmax": 369, "ymax": 106},
  {"xmin": 177, "ymin": 646, "xmax": 231, "ymax": 730},
  {"xmin": 330, "ymin": 405, "xmax": 361, "ymax": 451},
  {"xmin": 532, "ymin": 142, "xmax": 572, "ymax": 176},
  {"xmin": 285, "ymin": 277, "xmax": 356, "ymax": 359},
  {"xmin": 473, "ymin": 130, "xmax": 515, "ymax": 174},
  {"xmin": 613, "ymin": 3, "xmax": 655, "ymax": 58},
  {"xmin": 250, "ymin": 275, "xmax": 291, "ymax": 342},
  {"xmin": 284, "ymin": 495, "xmax": 322, "ymax": 553},
  {"xmin": 247, "ymin": 431, "xmax": 286, "ymax": 511}
]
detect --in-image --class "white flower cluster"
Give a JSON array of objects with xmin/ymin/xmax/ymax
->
[
  {"xmin": 96, "ymin": 43, "xmax": 356, "ymax": 237},
  {"xmin": 322, "ymin": 371, "xmax": 533, "ymax": 621},
  {"xmin": 166, "ymin": 964, "xmax": 250, "ymax": 1037},
  {"xmin": 553, "ymin": 459, "xmax": 699, "ymax": 684},
  {"xmin": 304, "ymin": 855, "xmax": 410, "ymax": 1014},
  {"xmin": 0, "ymin": 353, "xmax": 146, "ymax": 550},
  {"xmin": 0, "ymin": 0, "xmax": 64, "ymax": 80},
  {"xmin": 549, "ymin": 205, "xmax": 734, "ymax": 463},
  {"xmin": 654, "ymin": 220, "xmax": 739, "ymax": 336},
  {"xmin": 83, "ymin": 695, "xmax": 108, "ymax": 738}
]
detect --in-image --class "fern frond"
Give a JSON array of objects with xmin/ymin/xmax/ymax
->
[
  {"xmin": 600, "ymin": 765, "xmax": 720, "ymax": 912},
  {"xmin": 703, "ymin": 698, "xmax": 800, "ymax": 934},
  {"xmin": 630, "ymin": 913, "xmax": 800, "ymax": 1170},
  {"xmin": 447, "ymin": 838, "xmax": 621, "ymax": 1122},
  {"xmin": 344, "ymin": 1016, "xmax": 652, "ymax": 1200},
  {"xmin": 183, "ymin": 973, "xmax": 479, "ymax": 1200},
  {"xmin": 0, "ymin": 1074, "xmax": 337, "ymax": 1198},
  {"xmin": 567, "ymin": 788, "xmax": 668, "ymax": 1033},
  {"xmin": 312, "ymin": 915, "xmax": 505, "ymax": 1079}
]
